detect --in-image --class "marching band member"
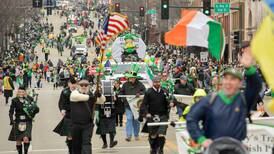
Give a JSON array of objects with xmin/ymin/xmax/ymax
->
[
  {"xmin": 69, "ymin": 79, "xmax": 98, "ymax": 154},
  {"xmin": 8, "ymin": 86, "xmax": 39, "ymax": 154},
  {"xmin": 95, "ymin": 87, "xmax": 118, "ymax": 149},
  {"xmin": 53, "ymin": 77, "xmax": 77, "ymax": 154},
  {"xmin": 140, "ymin": 77, "xmax": 175, "ymax": 154}
]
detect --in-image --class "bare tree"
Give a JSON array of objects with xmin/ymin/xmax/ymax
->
[{"xmin": 0, "ymin": 0, "xmax": 37, "ymax": 54}]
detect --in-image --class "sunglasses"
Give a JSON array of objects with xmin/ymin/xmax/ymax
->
[{"xmin": 80, "ymin": 84, "xmax": 89, "ymax": 87}]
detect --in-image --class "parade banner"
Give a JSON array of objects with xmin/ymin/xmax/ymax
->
[
  {"xmin": 244, "ymin": 124, "xmax": 274, "ymax": 154},
  {"xmin": 176, "ymin": 128, "xmax": 203, "ymax": 154},
  {"xmin": 126, "ymin": 97, "xmax": 142, "ymax": 120},
  {"xmin": 174, "ymin": 94, "xmax": 193, "ymax": 105},
  {"xmin": 175, "ymin": 117, "xmax": 274, "ymax": 154},
  {"xmin": 119, "ymin": 94, "xmax": 193, "ymax": 105}
]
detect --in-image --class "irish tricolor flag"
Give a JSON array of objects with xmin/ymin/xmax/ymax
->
[{"xmin": 165, "ymin": 10, "xmax": 225, "ymax": 61}]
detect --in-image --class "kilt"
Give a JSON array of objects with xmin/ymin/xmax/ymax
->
[
  {"xmin": 142, "ymin": 115, "xmax": 168, "ymax": 136},
  {"xmin": 96, "ymin": 117, "xmax": 116, "ymax": 135},
  {"xmin": 8, "ymin": 121, "xmax": 32, "ymax": 141},
  {"xmin": 4, "ymin": 89, "xmax": 13, "ymax": 98},
  {"xmin": 53, "ymin": 117, "xmax": 72, "ymax": 137}
]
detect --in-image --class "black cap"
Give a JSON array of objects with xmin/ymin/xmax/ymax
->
[
  {"xmin": 18, "ymin": 86, "xmax": 26, "ymax": 91},
  {"xmin": 69, "ymin": 77, "xmax": 77, "ymax": 84}
]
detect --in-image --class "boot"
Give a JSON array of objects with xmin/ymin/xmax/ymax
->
[
  {"xmin": 157, "ymin": 137, "xmax": 166, "ymax": 154},
  {"xmin": 66, "ymin": 139, "xmax": 73, "ymax": 154},
  {"xmin": 110, "ymin": 141, "xmax": 117, "ymax": 148},
  {"xmin": 110, "ymin": 133, "xmax": 118, "ymax": 148},
  {"xmin": 24, "ymin": 143, "xmax": 30, "ymax": 154},
  {"xmin": 149, "ymin": 136, "xmax": 158, "ymax": 154},
  {"xmin": 101, "ymin": 134, "xmax": 108, "ymax": 149},
  {"xmin": 102, "ymin": 143, "xmax": 108, "ymax": 149},
  {"xmin": 16, "ymin": 144, "xmax": 22, "ymax": 154}
]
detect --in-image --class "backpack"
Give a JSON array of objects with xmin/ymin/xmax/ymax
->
[{"xmin": 209, "ymin": 92, "xmax": 252, "ymax": 123}]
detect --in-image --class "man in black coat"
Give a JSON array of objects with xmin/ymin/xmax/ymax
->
[
  {"xmin": 69, "ymin": 79, "xmax": 97, "ymax": 154},
  {"xmin": 140, "ymin": 77, "xmax": 175, "ymax": 154},
  {"xmin": 53, "ymin": 78, "xmax": 77, "ymax": 154}
]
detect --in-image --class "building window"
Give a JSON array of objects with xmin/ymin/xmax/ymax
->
[{"xmin": 232, "ymin": 11, "xmax": 239, "ymax": 30}]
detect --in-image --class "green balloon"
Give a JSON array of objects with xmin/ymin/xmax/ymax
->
[
  {"xmin": 106, "ymin": 52, "xmax": 112, "ymax": 59},
  {"xmin": 150, "ymin": 57, "xmax": 155, "ymax": 63}
]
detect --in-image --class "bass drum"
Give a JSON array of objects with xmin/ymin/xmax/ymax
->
[{"xmin": 204, "ymin": 137, "xmax": 249, "ymax": 154}]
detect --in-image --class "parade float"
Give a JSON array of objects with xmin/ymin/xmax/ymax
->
[{"xmin": 111, "ymin": 33, "xmax": 146, "ymax": 62}]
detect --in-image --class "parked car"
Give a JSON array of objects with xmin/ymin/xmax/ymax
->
[{"xmin": 71, "ymin": 44, "xmax": 88, "ymax": 57}]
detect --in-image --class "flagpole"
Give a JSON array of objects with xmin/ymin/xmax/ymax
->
[
  {"xmin": 217, "ymin": 27, "xmax": 226, "ymax": 91},
  {"xmin": 93, "ymin": 0, "xmax": 114, "ymax": 119},
  {"xmin": 96, "ymin": 0, "xmax": 113, "ymax": 91}
]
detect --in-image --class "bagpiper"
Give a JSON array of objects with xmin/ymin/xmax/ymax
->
[{"xmin": 8, "ymin": 86, "xmax": 39, "ymax": 154}]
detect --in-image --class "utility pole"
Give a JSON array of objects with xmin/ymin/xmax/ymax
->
[
  {"xmin": 145, "ymin": 0, "xmax": 149, "ymax": 45},
  {"xmin": 239, "ymin": 1, "xmax": 243, "ymax": 50}
]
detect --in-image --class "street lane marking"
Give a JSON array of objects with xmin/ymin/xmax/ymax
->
[{"xmin": 0, "ymin": 146, "xmax": 150, "ymax": 153}]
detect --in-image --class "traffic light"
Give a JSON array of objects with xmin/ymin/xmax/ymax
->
[
  {"xmin": 114, "ymin": 3, "xmax": 120, "ymax": 13},
  {"xmin": 203, "ymin": 0, "xmax": 211, "ymax": 16},
  {"xmin": 233, "ymin": 31, "xmax": 240, "ymax": 45},
  {"xmin": 47, "ymin": 8, "xmax": 52, "ymax": 15},
  {"xmin": 33, "ymin": 0, "xmax": 42, "ymax": 8},
  {"xmin": 140, "ymin": 6, "xmax": 145, "ymax": 17},
  {"xmin": 47, "ymin": 0, "xmax": 52, "ymax": 6},
  {"xmin": 46, "ymin": 0, "xmax": 52, "ymax": 15},
  {"xmin": 161, "ymin": 0, "xmax": 169, "ymax": 19}
]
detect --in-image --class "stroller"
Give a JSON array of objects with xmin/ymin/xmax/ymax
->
[{"xmin": 204, "ymin": 137, "xmax": 249, "ymax": 154}]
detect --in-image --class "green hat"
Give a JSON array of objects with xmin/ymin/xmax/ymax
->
[
  {"xmin": 124, "ymin": 33, "xmax": 134, "ymax": 40},
  {"xmin": 124, "ymin": 64, "xmax": 141, "ymax": 78},
  {"xmin": 222, "ymin": 68, "xmax": 243, "ymax": 80}
]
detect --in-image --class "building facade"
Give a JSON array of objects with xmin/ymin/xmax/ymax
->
[{"xmin": 212, "ymin": 0, "xmax": 266, "ymax": 63}]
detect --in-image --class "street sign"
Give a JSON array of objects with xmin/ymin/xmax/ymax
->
[
  {"xmin": 146, "ymin": 9, "xmax": 157, "ymax": 15},
  {"xmin": 200, "ymin": 52, "xmax": 208, "ymax": 62},
  {"xmin": 214, "ymin": 3, "xmax": 230, "ymax": 13}
]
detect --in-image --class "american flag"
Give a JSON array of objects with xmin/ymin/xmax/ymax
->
[
  {"xmin": 95, "ymin": 30, "xmax": 108, "ymax": 48},
  {"xmin": 96, "ymin": 13, "xmax": 129, "ymax": 48}
]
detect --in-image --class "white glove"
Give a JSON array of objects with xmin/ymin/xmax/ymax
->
[
  {"xmin": 70, "ymin": 90, "xmax": 89, "ymax": 102},
  {"xmin": 61, "ymin": 110, "xmax": 66, "ymax": 116}
]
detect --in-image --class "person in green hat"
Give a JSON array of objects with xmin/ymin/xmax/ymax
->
[
  {"xmin": 120, "ymin": 64, "xmax": 146, "ymax": 142},
  {"xmin": 186, "ymin": 45, "xmax": 262, "ymax": 149}
]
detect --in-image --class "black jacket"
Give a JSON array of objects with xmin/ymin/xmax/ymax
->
[
  {"xmin": 120, "ymin": 80, "xmax": 146, "ymax": 108},
  {"xmin": 141, "ymin": 88, "xmax": 170, "ymax": 116},
  {"xmin": 58, "ymin": 87, "xmax": 72, "ymax": 118},
  {"xmin": 70, "ymin": 92, "xmax": 96, "ymax": 125},
  {"xmin": 174, "ymin": 82, "xmax": 195, "ymax": 96},
  {"xmin": 9, "ymin": 96, "xmax": 34, "ymax": 123}
]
